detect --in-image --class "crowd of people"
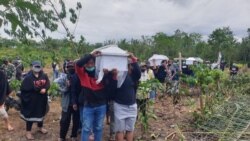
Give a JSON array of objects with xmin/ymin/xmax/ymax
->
[
  {"xmin": 0, "ymin": 52, "xmax": 183, "ymax": 141},
  {"xmin": 0, "ymin": 52, "xmax": 240, "ymax": 141}
]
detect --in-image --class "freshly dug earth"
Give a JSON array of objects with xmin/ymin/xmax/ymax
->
[{"xmin": 0, "ymin": 95, "xmax": 197, "ymax": 141}]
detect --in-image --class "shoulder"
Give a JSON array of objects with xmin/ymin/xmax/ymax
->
[{"xmin": 23, "ymin": 74, "xmax": 32, "ymax": 82}]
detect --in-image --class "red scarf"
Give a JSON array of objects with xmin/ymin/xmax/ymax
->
[{"xmin": 75, "ymin": 65, "xmax": 104, "ymax": 91}]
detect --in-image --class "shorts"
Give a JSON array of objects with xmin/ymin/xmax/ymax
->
[
  {"xmin": 0, "ymin": 106, "xmax": 8, "ymax": 119},
  {"xmin": 114, "ymin": 102, "xmax": 137, "ymax": 132}
]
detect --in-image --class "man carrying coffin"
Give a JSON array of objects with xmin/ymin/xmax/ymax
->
[
  {"xmin": 106, "ymin": 53, "xmax": 141, "ymax": 141},
  {"xmin": 75, "ymin": 51, "xmax": 109, "ymax": 141}
]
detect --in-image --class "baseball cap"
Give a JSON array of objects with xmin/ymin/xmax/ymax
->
[{"xmin": 31, "ymin": 61, "xmax": 42, "ymax": 67}]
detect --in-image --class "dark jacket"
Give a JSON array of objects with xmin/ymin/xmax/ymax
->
[
  {"xmin": 20, "ymin": 71, "xmax": 50, "ymax": 121},
  {"xmin": 156, "ymin": 65, "xmax": 167, "ymax": 83},
  {"xmin": 71, "ymin": 73, "xmax": 81, "ymax": 105},
  {"xmin": 0, "ymin": 70, "xmax": 11, "ymax": 105},
  {"xmin": 110, "ymin": 62, "xmax": 141, "ymax": 105},
  {"xmin": 76, "ymin": 54, "xmax": 107, "ymax": 107}
]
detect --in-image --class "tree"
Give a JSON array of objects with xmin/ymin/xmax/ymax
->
[
  {"xmin": 0, "ymin": 0, "xmax": 82, "ymax": 41},
  {"xmin": 239, "ymin": 28, "xmax": 250, "ymax": 66},
  {"xmin": 208, "ymin": 27, "xmax": 237, "ymax": 63},
  {"xmin": 208, "ymin": 27, "xmax": 236, "ymax": 50}
]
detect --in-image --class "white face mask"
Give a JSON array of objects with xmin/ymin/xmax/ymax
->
[{"xmin": 32, "ymin": 66, "xmax": 42, "ymax": 73}]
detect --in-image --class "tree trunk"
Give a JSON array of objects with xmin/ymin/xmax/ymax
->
[{"xmin": 199, "ymin": 88, "xmax": 204, "ymax": 110}]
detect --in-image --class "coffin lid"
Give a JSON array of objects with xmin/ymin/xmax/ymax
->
[
  {"xmin": 92, "ymin": 44, "xmax": 128, "ymax": 56},
  {"xmin": 186, "ymin": 57, "xmax": 203, "ymax": 62},
  {"xmin": 148, "ymin": 54, "xmax": 169, "ymax": 61}
]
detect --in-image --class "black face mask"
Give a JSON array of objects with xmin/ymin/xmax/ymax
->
[
  {"xmin": 141, "ymin": 69, "xmax": 146, "ymax": 72},
  {"xmin": 68, "ymin": 69, "xmax": 75, "ymax": 74},
  {"xmin": 168, "ymin": 64, "xmax": 171, "ymax": 67}
]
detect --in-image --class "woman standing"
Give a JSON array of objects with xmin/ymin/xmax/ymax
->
[{"xmin": 20, "ymin": 61, "xmax": 50, "ymax": 140}]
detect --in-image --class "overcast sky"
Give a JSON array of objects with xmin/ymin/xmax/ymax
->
[{"xmin": 1, "ymin": 0, "xmax": 250, "ymax": 43}]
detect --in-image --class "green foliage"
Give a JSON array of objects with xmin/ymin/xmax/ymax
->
[
  {"xmin": 194, "ymin": 95, "xmax": 250, "ymax": 140},
  {"xmin": 1, "ymin": 26, "xmax": 250, "ymax": 66},
  {"xmin": 9, "ymin": 79, "xmax": 21, "ymax": 92},
  {"xmin": 137, "ymin": 79, "xmax": 163, "ymax": 135},
  {"xmin": 137, "ymin": 79, "xmax": 164, "ymax": 99},
  {"xmin": 208, "ymin": 27, "xmax": 236, "ymax": 49},
  {"xmin": 0, "ymin": 0, "xmax": 82, "ymax": 40},
  {"xmin": 48, "ymin": 82, "xmax": 60, "ymax": 97}
]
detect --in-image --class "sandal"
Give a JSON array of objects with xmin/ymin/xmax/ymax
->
[
  {"xmin": 38, "ymin": 128, "xmax": 48, "ymax": 134},
  {"xmin": 26, "ymin": 132, "xmax": 35, "ymax": 140}
]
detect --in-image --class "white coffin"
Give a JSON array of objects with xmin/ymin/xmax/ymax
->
[
  {"xmin": 148, "ymin": 54, "xmax": 169, "ymax": 66},
  {"xmin": 186, "ymin": 57, "xmax": 203, "ymax": 65},
  {"xmin": 92, "ymin": 45, "xmax": 129, "ymax": 88}
]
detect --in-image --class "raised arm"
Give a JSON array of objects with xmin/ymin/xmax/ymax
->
[
  {"xmin": 129, "ymin": 54, "xmax": 141, "ymax": 82},
  {"xmin": 76, "ymin": 54, "xmax": 94, "ymax": 67}
]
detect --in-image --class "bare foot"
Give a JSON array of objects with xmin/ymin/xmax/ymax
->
[
  {"xmin": 26, "ymin": 132, "xmax": 35, "ymax": 140},
  {"xmin": 38, "ymin": 128, "xmax": 48, "ymax": 134},
  {"xmin": 7, "ymin": 125, "xmax": 14, "ymax": 131}
]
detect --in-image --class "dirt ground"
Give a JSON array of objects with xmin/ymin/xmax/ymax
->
[
  {"xmin": 0, "ymin": 94, "xmax": 199, "ymax": 141},
  {"xmin": 0, "ymin": 68, "xmax": 200, "ymax": 141}
]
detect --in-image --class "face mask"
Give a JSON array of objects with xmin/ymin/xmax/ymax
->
[
  {"xmin": 68, "ymin": 69, "xmax": 75, "ymax": 74},
  {"xmin": 141, "ymin": 69, "xmax": 146, "ymax": 72},
  {"xmin": 85, "ymin": 67, "xmax": 95, "ymax": 72},
  {"xmin": 32, "ymin": 66, "xmax": 41, "ymax": 73}
]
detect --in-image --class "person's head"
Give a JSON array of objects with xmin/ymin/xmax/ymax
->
[
  {"xmin": 3, "ymin": 58, "xmax": 9, "ymax": 65},
  {"xmin": 140, "ymin": 62, "xmax": 147, "ymax": 73},
  {"xmin": 168, "ymin": 60, "xmax": 173, "ymax": 66},
  {"xmin": 84, "ymin": 55, "xmax": 95, "ymax": 72},
  {"xmin": 66, "ymin": 61, "xmax": 75, "ymax": 74},
  {"xmin": 31, "ymin": 61, "xmax": 42, "ymax": 74},
  {"xmin": 13, "ymin": 60, "xmax": 19, "ymax": 66},
  {"xmin": 161, "ymin": 60, "xmax": 167, "ymax": 67}
]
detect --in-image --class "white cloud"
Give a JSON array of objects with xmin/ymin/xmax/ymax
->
[{"xmin": 1, "ymin": 0, "xmax": 250, "ymax": 43}]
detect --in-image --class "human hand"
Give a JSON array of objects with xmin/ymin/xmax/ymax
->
[
  {"xmin": 91, "ymin": 51, "xmax": 101, "ymax": 57},
  {"xmin": 66, "ymin": 80, "xmax": 70, "ymax": 87},
  {"xmin": 40, "ymin": 89, "xmax": 46, "ymax": 94},
  {"xmin": 73, "ymin": 104, "xmax": 78, "ymax": 111},
  {"xmin": 112, "ymin": 68, "xmax": 118, "ymax": 76},
  {"xmin": 128, "ymin": 52, "xmax": 135, "ymax": 58},
  {"xmin": 103, "ymin": 68, "xmax": 109, "ymax": 75}
]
